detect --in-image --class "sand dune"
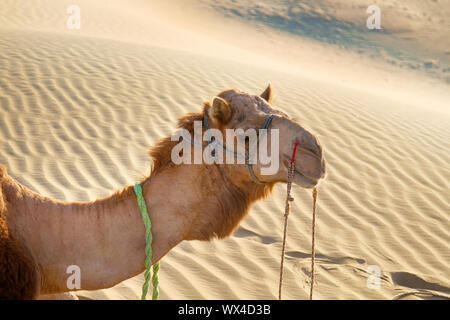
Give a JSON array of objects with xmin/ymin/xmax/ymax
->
[{"xmin": 0, "ymin": 0, "xmax": 449, "ymax": 299}]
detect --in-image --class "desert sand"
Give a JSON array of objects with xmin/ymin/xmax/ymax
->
[{"xmin": 0, "ymin": 0, "xmax": 449, "ymax": 299}]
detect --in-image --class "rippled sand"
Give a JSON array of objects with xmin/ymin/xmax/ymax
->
[{"xmin": 1, "ymin": 0, "xmax": 449, "ymax": 299}]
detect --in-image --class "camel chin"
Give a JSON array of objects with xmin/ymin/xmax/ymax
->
[{"xmin": 292, "ymin": 170, "xmax": 320, "ymax": 189}]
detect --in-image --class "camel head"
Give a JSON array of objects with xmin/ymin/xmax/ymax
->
[{"xmin": 206, "ymin": 84, "xmax": 326, "ymax": 188}]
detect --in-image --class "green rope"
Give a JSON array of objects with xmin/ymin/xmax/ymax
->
[{"xmin": 133, "ymin": 183, "xmax": 160, "ymax": 300}]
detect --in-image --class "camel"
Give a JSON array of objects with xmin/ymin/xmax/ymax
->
[{"xmin": 0, "ymin": 85, "xmax": 326, "ymax": 299}]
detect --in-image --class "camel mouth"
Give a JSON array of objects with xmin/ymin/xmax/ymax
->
[
  {"xmin": 282, "ymin": 156, "xmax": 321, "ymax": 188},
  {"xmin": 292, "ymin": 169, "xmax": 320, "ymax": 189}
]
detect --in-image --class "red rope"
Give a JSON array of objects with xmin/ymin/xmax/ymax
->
[{"xmin": 290, "ymin": 140, "xmax": 299, "ymax": 165}]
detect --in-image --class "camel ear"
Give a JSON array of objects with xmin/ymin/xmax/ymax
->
[
  {"xmin": 260, "ymin": 83, "xmax": 273, "ymax": 103},
  {"xmin": 209, "ymin": 97, "xmax": 232, "ymax": 124}
]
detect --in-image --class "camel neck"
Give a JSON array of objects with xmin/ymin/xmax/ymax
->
[{"xmin": 6, "ymin": 160, "xmax": 270, "ymax": 294}]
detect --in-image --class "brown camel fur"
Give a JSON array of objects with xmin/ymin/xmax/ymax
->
[{"xmin": 0, "ymin": 85, "xmax": 326, "ymax": 299}]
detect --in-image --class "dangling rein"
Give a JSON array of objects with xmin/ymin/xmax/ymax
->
[
  {"xmin": 134, "ymin": 183, "xmax": 160, "ymax": 300},
  {"xmin": 278, "ymin": 141, "xmax": 318, "ymax": 300}
]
